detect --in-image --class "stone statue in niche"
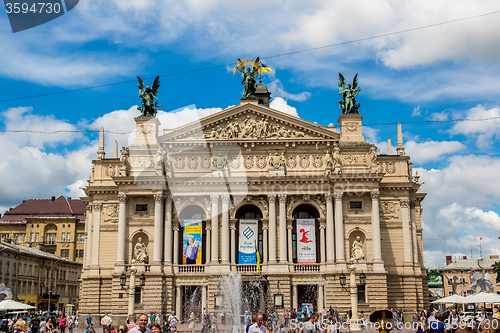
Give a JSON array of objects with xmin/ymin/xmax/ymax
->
[
  {"xmin": 325, "ymin": 150, "xmax": 333, "ymax": 169},
  {"xmin": 120, "ymin": 147, "xmax": 130, "ymax": 176},
  {"xmin": 133, "ymin": 237, "xmax": 149, "ymax": 263},
  {"xmin": 351, "ymin": 236, "xmax": 364, "ymax": 260}
]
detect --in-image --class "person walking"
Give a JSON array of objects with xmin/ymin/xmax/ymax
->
[
  {"xmin": 284, "ymin": 310, "xmax": 289, "ymax": 327},
  {"xmin": 248, "ymin": 314, "xmax": 267, "ymax": 333},
  {"xmin": 31, "ymin": 315, "xmax": 40, "ymax": 333},
  {"xmin": 187, "ymin": 313, "xmax": 195, "ymax": 333},
  {"xmin": 59, "ymin": 315, "xmax": 67, "ymax": 333}
]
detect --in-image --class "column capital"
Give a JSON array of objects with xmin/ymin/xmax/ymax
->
[
  {"xmin": 118, "ymin": 193, "xmax": 128, "ymax": 202},
  {"xmin": 286, "ymin": 225, "xmax": 293, "ymax": 230},
  {"xmin": 370, "ymin": 191, "xmax": 380, "ymax": 200},
  {"xmin": 92, "ymin": 203, "xmax": 103, "ymax": 211},
  {"xmin": 333, "ymin": 191, "xmax": 343, "ymax": 200},
  {"xmin": 325, "ymin": 193, "xmax": 333, "ymax": 202},
  {"xmin": 86, "ymin": 204, "xmax": 93, "ymax": 212},
  {"xmin": 278, "ymin": 194, "xmax": 287, "ymax": 203},
  {"xmin": 153, "ymin": 193, "xmax": 164, "ymax": 203},
  {"xmin": 400, "ymin": 199, "xmax": 410, "ymax": 208},
  {"xmin": 210, "ymin": 195, "xmax": 219, "ymax": 204},
  {"xmin": 267, "ymin": 194, "xmax": 276, "ymax": 203},
  {"xmin": 221, "ymin": 195, "xmax": 230, "ymax": 204}
]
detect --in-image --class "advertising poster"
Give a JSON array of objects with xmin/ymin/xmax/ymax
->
[
  {"xmin": 302, "ymin": 303, "xmax": 314, "ymax": 316},
  {"xmin": 297, "ymin": 219, "xmax": 316, "ymax": 263},
  {"xmin": 428, "ymin": 274, "xmax": 444, "ymax": 287},
  {"xmin": 238, "ymin": 219, "xmax": 258, "ymax": 264},
  {"xmin": 182, "ymin": 220, "xmax": 202, "ymax": 265}
]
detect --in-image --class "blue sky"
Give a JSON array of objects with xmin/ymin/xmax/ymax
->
[{"xmin": 1, "ymin": 0, "xmax": 500, "ymax": 268}]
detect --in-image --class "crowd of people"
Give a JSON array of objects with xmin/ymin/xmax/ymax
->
[{"xmin": 0, "ymin": 312, "xmax": 78, "ymax": 333}]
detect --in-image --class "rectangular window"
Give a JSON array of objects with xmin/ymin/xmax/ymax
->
[
  {"xmin": 35, "ymin": 233, "xmax": 39, "ymax": 242},
  {"xmin": 61, "ymin": 249, "xmax": 69, "ymax": 258},
  {"xmin": 5, "ymin": 262, "xmax": 9, "ymax": 275},
  {"xmin": 47, "ymin": 233, "xmax": 56, "ymax": 244},
  {"xmin": 30, "ymin": 233, "xmax": 34, "ymax": 242},
  {"xmin": 34, "ymin": 266, "xmax": 37, "ymax": 276},
  {"xmin": 136, "ymin": 204, "xmax": 148, "ymax": 212},
  {"xmin": 350, "ymin": 201, "xmax": 362, "ymax": 209},
  {"xmin": 46, "ymin": 249, "xmax": 55, "ymax": 255},
  {"xmin": 17, "ymin": 234, "xmax": 24, "ymax": 243},
  {"xmin": 357, "ymin": 285, "xmax": 366, "ymax": 304},
  {"xmin": 27, "ymin": 284, "xmax": 31, "ymax": 294},
  {"xmin": 23, "ymin": 265, "xmax": 26, "ymax": 275},
  {"xmin": 78, "ymin": 249, "xmax": 84, "ymax": 258},
  {"xmin": 66, "ymin": 233, "xmax": 71, "ymax": 242},
  {"xmin": 134, "ymin": 286, "xmax": 141, "ymax": 304},
  {"xmin": 61, "ymin": 233, "xmax": 66, "ymax": 242},
  {"xmin": 28, "ymin": 266, "xmax": 32, "ymax": 276}
]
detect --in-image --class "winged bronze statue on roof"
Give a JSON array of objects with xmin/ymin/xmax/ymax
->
[
  {"xmin": 338, "ymin": 73, "xmax": 361, "ymax": 114},
  {"xmin": 137, "ymin": 75, "xmax": 163, "ymax": 117},
  {"xmin": 235, "ymin": 57, "xmax": 260, "ymax": 100}
]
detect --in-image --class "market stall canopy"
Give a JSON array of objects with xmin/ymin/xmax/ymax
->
[
  {"xmin": 431, "ymin": 294, "xmax": 467, "ymax": 304},
  {"xmin": 0, "ymin": 300, "xmax": 36, "ymax": 310},
  {"xmin": 465, "ymin": 292, "xmax": 500, "ymax": 304}
]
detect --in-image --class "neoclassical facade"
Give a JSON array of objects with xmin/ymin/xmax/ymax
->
[{"xmin": 80, "ymin": 97, "xmax": 428, "ymax": 320}]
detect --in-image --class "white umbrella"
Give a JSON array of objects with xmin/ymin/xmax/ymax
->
[
  {"xmin": 432, "ymin": 294, "xmax": 467, "ymax": 304},
  {"xmin": 465, "ymin": 292, "xmax": 500, "ymax": 304},
  {"xmin": 0, "ymin": 300, "xmax": 35, "ymax": 310}
]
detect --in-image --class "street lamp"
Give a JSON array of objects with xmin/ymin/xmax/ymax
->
[
  {"xmin": 120, "ymin": 260, "xmax": 146, "ymax": 315},
  {"xmin": 339, "ymin": 259, "xmax": 361, "ymax": 331}
]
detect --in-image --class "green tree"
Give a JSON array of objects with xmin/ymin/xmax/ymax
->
[
  {"xmin": 491, "ymin": 261, "xmax": 500, "ymax": 283},
  {"xmin": 428, "ymin": 268, "xmax": 439, "ymax": 275}
]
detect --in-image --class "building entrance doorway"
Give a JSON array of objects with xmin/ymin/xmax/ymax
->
[
  {"xmin": 183, "ymin": 285, "xmax": 202, "ymax": 320},
  {"xmin": 298, "ymin": 285, "xmax": 317, "ymax": 313}
]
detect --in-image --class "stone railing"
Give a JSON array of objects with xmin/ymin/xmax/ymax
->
[
  {"xmin": 293, "ymin": 263, "xmax": 321, "ymax": 272},
  {"xmin": 236, "ymin": 264, "xmax": 258, "ymax": 273},
  {"xmin": 178, "ymin": 265, "xmax": 205, "ymax": 273}
]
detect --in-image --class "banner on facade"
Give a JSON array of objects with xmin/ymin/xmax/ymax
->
[
  {"xmin": 182, "ymin": 220, "xmax": 202, "ymax": 265},
  {"xmin": 297, "ymin": 219, "xmax": 316, "ymax": 263},
  {"xmin": 238, "ymin": 219, "xmax": 258, "ymax": 264}
]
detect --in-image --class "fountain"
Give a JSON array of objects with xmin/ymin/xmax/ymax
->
[{"xmin": 220, "ymin": 271, "xmax": 243, "ymax": 333}]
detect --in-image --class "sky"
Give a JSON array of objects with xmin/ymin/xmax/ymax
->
[{"xmin": 1, "ymin": 0, "xmax": 500, "ymax": 268}]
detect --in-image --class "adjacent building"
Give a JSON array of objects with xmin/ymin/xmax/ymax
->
[
  {"xmin": 80, "ymin": 88, "xmax": 428, "ymax": 321},
  {"xmin": 0, "ymin": 240, "xmax": 82, "ymax": 311},
  {"xmin": 442, "ymin": 255, "xmax": 500, "ymax": 297},
  {"xmin": 0, "ymin": 196, "xmax": 86, "ymax": 263}
]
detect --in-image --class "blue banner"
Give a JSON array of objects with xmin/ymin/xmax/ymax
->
[{"xmin": 238, "ymin": 220, "xmax": 258, "ymax": 264}]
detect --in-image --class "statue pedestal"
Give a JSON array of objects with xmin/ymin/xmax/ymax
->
[
  {"xmin": 338, "ymin": 114, "xmax": 364, "ymax": 143},
  {"xmin": 132, "ymin": 117, "xmax": 161, "ymax": 147}
]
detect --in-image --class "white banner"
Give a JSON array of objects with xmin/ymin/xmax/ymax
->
[
  {"xmin": 238, "ymin": 219, "xmax": 258, "ymax": 264},
  {"xmin": 297, "ymin": 219, "xmax": 316, "ymax": 263}
]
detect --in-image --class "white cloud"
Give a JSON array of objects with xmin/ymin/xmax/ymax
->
[
  {"xmin": 411, "ymin": 105, "xmax": 421, "ymax": 117},
  {"xmin": 267, "ymin": 79, "xmax": 311, "ymax": 102},
  {"xmin": 269, "ymin": 97, "xmax": 299, "ymax": 117},
  {"xmin": 405, "ymin": 140, "xmax": 466, "ymax": 164},
  {"xmin": 450, "ymin": 105, "xmax": 500, "ymax": 148}
]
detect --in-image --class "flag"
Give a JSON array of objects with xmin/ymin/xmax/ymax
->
[
  {"xmin": 256, "ymin": 243, "xmax": 261, "ymax": 274},
  {"xmin": 260, "ymin": 63, "xmax": 272, "ymax": 73}
]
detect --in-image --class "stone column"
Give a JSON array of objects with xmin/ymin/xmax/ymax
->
[
  {"xmin": 287, "ymin": 225, "xmax": 293, "ymax": 265},
  {"xmin": 319, "ymin": 225, "xmax": 326, "ymax": 264},
  {"xmin": 410, "ymin": 202, "xmax": 419, "ymax": 265},
  {"xmin": 334, "ymin": 191, "xmax": 345, "ymax": 265},
  {"xmin": 84, "ymin": 205, "xmax": 93, "ymax": 268},
  {"xmin": 116, "ymin": 194, "xmax": 127, "ymax": 270},
  {"xmin": 263, "ymin": 226, "xmax": 268, "ymax": 264},
  {"xmin": 401, "ymin": 199, "xmax": 412, "ymax": 266},
  {"xmin": 278, "ymin": 194, "xmax": 287, "ymax": 263},
  {"xmin": 173, "ymin": 225, "xmax": 179, "ymax": 265},
  {"xmin": 325, "ymin": 193, "xmax": 335, "ymax": 263},
  {"xmin": 153, "ymin": 194, "xmax": 164, "ymax": 267},
  {"xmin": 205, "ymin": 226, "xmax": 211, "ymax": 265},
  {"xmin": 91, "ymin": 203, "xmax": 102, "ymax": 268},
  {"xmin": 164, "ymin": 197, "xmax": 173, "ymax": 265},
  {"xmin": 201, "ymin": 280, "xmax": 207, "ymax": 314},
  {"xmin": 317, "ymin": 284, "xmax": 324, "ymax": 312},
  {"xmin": 371, "ymin": 191, "xmax": 384, "ymax": 271},
  {"xmin": 230, "ymin": 225, "xmax": 236, "ymax": 264},
  {"xmin": 292, "ymin": 284, "xmax": 298, "ymax": 310},
  {"xmin": 268, "ymin": 195, "xmax": 277, "ymax": 264},
  {"xmin": 211, "ymin": 195, "xmax": 219, "ymax": 264},
  {"xmin": 221, "ymin": 195, "xmax": 230, "ymax": 264},
  {"xmin": 176, "ymin": 286, "xmax": 182, "ymax": 320}
]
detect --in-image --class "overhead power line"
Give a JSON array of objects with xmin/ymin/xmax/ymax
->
[
  {"xmin": 2, "ymin": 116, "xmax": 500, "ymax": 135},
  {"xmin": 0, "ymin": 9, "xmax": 499, "ymax": 103}
]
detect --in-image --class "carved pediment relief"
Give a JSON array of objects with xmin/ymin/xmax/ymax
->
[{"xmin": 161, "ymin": 103, "xmax": 340, "ymax": 142}]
